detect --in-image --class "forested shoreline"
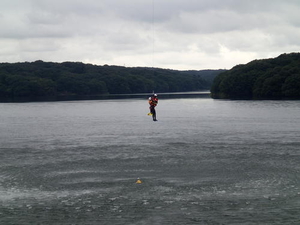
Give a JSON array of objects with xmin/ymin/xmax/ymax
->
[
  {"xmin": 0, "ymin": 60, "xmax": 223, "ymax": 100},
  {"xmin": 211, "ymin": 53, "xmax": 300, "ymax": 99}
]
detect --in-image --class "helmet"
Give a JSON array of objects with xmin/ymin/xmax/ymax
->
[
  {"xmin": 148, "ymin": 97, "xmax": 151, "ymax": 100},
  {"xmin": 154, "ymin": 94, "xmax": 157, "ymax": 96}
]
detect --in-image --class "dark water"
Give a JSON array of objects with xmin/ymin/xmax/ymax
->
[{"xmin": 1, "ymin": 97, "xmax": 300, "ymax": 224}]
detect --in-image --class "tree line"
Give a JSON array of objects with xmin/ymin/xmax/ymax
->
[
  {"xmin": 0, "ymin": 60, "xmax": 224, "ymax": 99},
  {"xmin": 211, "ymin": 53, "xmax": 300, "ymax": 99}
]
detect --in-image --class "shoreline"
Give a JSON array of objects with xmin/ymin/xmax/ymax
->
[{"xmin": 0, "ymin": 91, "xmax": 211, "ymax": 103}]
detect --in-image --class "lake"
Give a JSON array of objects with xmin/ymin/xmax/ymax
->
[{"xmin": 0, "ymin": 95, "xmax": 300, "ymax": 224}]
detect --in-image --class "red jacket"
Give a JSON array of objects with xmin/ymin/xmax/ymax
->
[{"xmin": 149, "ymin": 97, "xmax": 158, "ymax": 106}]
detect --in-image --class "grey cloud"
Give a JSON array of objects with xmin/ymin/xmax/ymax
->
[
  {"xmin": 26, "ymin": 11, "xmax": 65, "ymax": 25},
  {"xmin": 0, "ymin": 0, "xmax": 300, "ymax": 69},
  {"xmin": 157, "ymin": 1, "xmax": 300, "ymax": 34}
]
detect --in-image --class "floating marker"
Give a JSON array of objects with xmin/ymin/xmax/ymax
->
[{"xmin": 136, "ymin": 178, "xmax": 142, "ymax": 184}]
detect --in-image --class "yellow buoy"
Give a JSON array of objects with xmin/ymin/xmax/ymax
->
[
  {"xmin": 136, "ymin": 178, "xmax": 142, "ymax": 184},
  {"xmin": 147, "ymin": 113, "xmax": 153, "ymax": 116}
]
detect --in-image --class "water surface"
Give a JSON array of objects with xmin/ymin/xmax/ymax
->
[{"xmin": 0, "ymin": 98, "xmax": 300, "ymax": 224}]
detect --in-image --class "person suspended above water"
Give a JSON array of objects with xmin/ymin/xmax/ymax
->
[{"xmin": 148, "ymin": 94, "xmax": 158, "ymax": 121}]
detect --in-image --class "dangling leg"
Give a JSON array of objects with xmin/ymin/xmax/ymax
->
[
  {"xmin": 152, "ymin": 108, "xmax": 157, "ymax": 121},
  {"xmin": 150, "ymin": 106, "xmax": 156, "ymax": 121},
  {"xmin": 148, "ymin": 106, "xmax": 153, "ymax": 115}
]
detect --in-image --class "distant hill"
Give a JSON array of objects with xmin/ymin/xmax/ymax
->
[
  {"xmin": 179, "ymin": 69, "xmax": 226, "ymax": 85},
  {"xmin": 0, "ymin": 61, "xmax": 224, "ymax": 100},
  {"xmin": 211, "ymin": 53, "xmax": 300, "ymax": 99}
]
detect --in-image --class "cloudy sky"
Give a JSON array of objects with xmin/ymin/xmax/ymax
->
[{"xmin": 1, "ymin": 0, "xmax": 300, "ymax": 70}]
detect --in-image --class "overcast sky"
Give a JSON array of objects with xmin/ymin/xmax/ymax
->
[{"xmin": 1, "ymin": 0, "xmax": 300, "ymax": 70}]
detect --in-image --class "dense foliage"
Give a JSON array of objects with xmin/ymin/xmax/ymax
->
[
  {"xmin": 0, "ymin": 60, "xmax": 223, "ymax": 99},
  {"xmin": 211, "ymin": 53, "xmax": 300, "ymax": 99}
]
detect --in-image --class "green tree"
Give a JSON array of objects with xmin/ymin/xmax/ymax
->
[
  {"xmin": 211, "ymin": 53, "xmax": 300, "ymax": 99},
  {"xmin": 282, "ymin": 74, "xmax": 300, "ymax": 97}
]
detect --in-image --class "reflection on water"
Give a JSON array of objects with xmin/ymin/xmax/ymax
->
[{"xmin": 0, "ymin": 97, "xmax": 300, "ymax": 224}]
